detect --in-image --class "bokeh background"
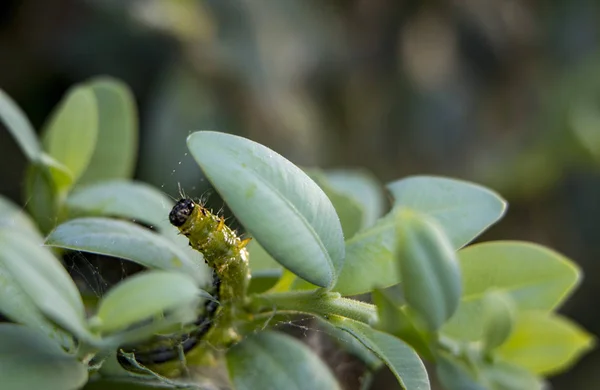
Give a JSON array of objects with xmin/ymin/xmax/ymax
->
[{"xmin": 1, "ymin": 1, "xmax": 599, "ymax": 389}]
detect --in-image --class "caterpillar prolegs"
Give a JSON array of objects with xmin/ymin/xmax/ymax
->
[{"xmin": 119, "ymin": 198, "xmax": 251, "ymax": 374}]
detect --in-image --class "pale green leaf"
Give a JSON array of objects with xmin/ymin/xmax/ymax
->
[
  {"xmin": 396, "ymin": 210, "xmax": 462, "ymax": 331},
  {"xmin": 94, "ymin": 271, "xmax": 201, "ymax": 334},
  {"xmin": 41, "ymin": 85, "xmax": 98, "ymax": 184},
  {"xmin": 443, "ymin": 241, "xmax": 581, "ymax": 341},
  {"xmin": 187, "ymin": 131, "xmax": 344, "ymax": 288},
  {"xmin": 78, "ymin": 77, "xmax": 138, "ymax": 184},
  {"xmin": 46, "ymin": 217, "xmax": 210, "ymax": 284},
  {"xmin": 496, "ymin": 311, "xmax": 594, "ymax": 375},
  {"xmin": 0, "ymin": 88, "xmax": 41, "ymax": 161},
  {"xmin": 0, "ymin": 229, "xmax": 88, "ymax": 340},
  {"xmin": 387, "ymin": 176, "xmax": 507, "ymax": 248}
]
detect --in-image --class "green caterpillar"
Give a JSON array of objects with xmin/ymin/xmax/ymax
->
[{"xmin": 119, "ymin": 198, "xmax": 251, "ymax": 375}]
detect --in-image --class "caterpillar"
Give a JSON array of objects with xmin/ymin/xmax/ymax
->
[{"xmin": 119, "ymin": 198, "xmax": 251, "ymax": 374}]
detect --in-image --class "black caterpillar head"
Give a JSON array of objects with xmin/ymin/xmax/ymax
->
[{"xmin": 169, "ymin": 198, "xmax": 195, "ymax": 227}]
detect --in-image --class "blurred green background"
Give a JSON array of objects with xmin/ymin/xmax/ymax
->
[{"xmin": 0, "ymin": 1, "xmax": 599, "ymax": 389}]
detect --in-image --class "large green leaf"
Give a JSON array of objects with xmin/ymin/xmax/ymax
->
[
  {"xmin": 443, "ymin": 241, "xmax": 581, "ymax": 341},
  {"xmin": 387, "ymin": 176, "xmax": 507, "ymax": 248},
  {"xmin": 0, "ymin": 88, "xmax": 41, "ymax": 161},
  {"xmin": 331, "ymin": 317, "xmax": 430, "ymax": 390},
  {"xmin": 93, "ymin": 271, "xmax": 202, "ymax": 334},
  {"xmin": 496, "ymin": 311, "xmax": 594, "ymax": 375},
  {"xmin": 226, "ymin": 331, "xmax": 341, "ymax": 390},
  {"xmin": 334, "ymin": 176, "xmax": 505, "ymax": 296},
  {"xmin": 186, "ymin": 131, "xmax": 344, "ymax": 288},
  {"xmin": 78, "ymin": 78, "xmax": 138, "ymax": 184},
  {"xmin": 0, "ymin": 229, "xmax": 88, "ymax": 339},
  {"xmin": 396, "ymin": 210, "xmax": 462, "ymax": 332},
  {"xmin": 0, "ymin": 324, "xmax": 88, "ymax": 390},
  {"xmin": 46, "ymin": 217, "xmax": 210, "ymax": 284},
  {"xmin": 41, "ymin": 85, "xmax": 98, "ymax": 184}
]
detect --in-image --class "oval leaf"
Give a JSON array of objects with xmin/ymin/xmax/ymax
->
[
  {"xmin": 226, "ymin": 331, "xmax": 341, "ymax": 390},
  {"xmin": 443, "ymin": 241, "xmax": 581, "ymax": 341},
  {"xmin": 187, "ymin": 131, "xmax": 344, "ymax": 288},
  {"xmin": 65, "ymin": 180, "xmax": 174, "ymax": 231},
  {"xmin": 0, "ymin": 324, "xmax": 88, "ymax": 390},
  {"xmin": 0, "ymin": 245, "xmax": 70, "ymax": 345},
  {"xmin": 0, "ymin": 88, "xmax": 41, "ymax": 161},
  {"xmin": 387, "ymin": 176, "xmax": 507, "ymax": 248},
  {"xmin": 496, "ymin": 311, "xmax": 594, "ymax": 375},
  {"xmin": 94, "ymin": 270, "xmax": 201, "ymax": 334},
  {"xmin": 396, "ymin": 210, "xmax": 462, "ymax": 331},
  {"xmin": 78, "ymin": 78, "xmax": 138, "ymax": 184},
  {"xmin": 41, "ymin": 85, "xmax": 98, "ymax": 183},
  {"xmin": 331, "ymin": 317, "xmax": 430, "ymax": 390},
  {"xmin": 0, "ymin": 229, "xmax": 88, "ymax": 339},
  {"xmin": 46, "ymin": 217, "xmax": 209, "ymax": 284}
]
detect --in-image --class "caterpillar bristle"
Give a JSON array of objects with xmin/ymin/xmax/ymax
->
[
  {"xmin": 217, "ymin": 217, "xmax": 225, "ymax": 232},
  {"xmin": 238, "ymin": 238, "xmax": 252, "ymax": 249}
]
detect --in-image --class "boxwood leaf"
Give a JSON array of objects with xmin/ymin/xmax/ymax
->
[
  {"xmin": 226, "ymin": 331, "xmax": 341, "ymax": 390},
  {"xmin": 0, "ymin": 229, "xmax": 88, "ymax": 339},
  {"xmin": 0, "ymin": 324, "xmax": 88, "ymax": 390},
  {"xmin": 331, "ymin": 317, "xmax": 430, "ymax": 390},
  {"xmin": 187, "ymin": 131, "xmax": 344, "ymax": 288},
  {"xmin": 78, "ymin": 78, "xmax": 138, "ymax": 184},
  {"xmin": 93, "ymin": 270, "xmax": 202, "ymax": 334},
  {"xmin": 496, "ymin": 311, "xmax": 594, "ymax": 375},
  {"xmin": 387, "ymin": 176, "xmax": 507, "ymax": 248},
  {"xmin": 45, "ymin": 217, "xmax": 209, "ymax": 284},
  {"xmin": 443, "ymin": 241, "xmax": 581, "ymax": 341},
  {"xmin": 396, "ymin": 210, "xmax": 462, "ymax": 331},
  {"xmin": 65, "ymin": 180, "xmax": 174, "ymax": 232},
  {"xmin": 41, "ymin": 85, "xmax": 98, "ymax": 184},
  {"xmin": 0, "ymin": 88, "xmax": 41, "ymax": 161},
  {"xmin": 481, "ymin": 291, "xmax": 516, "ymax": 352}
]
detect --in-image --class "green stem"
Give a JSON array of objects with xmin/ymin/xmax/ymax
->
[{"xmin": 247, "ymin": 289, "xmax": 377, "ymax": 325}]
